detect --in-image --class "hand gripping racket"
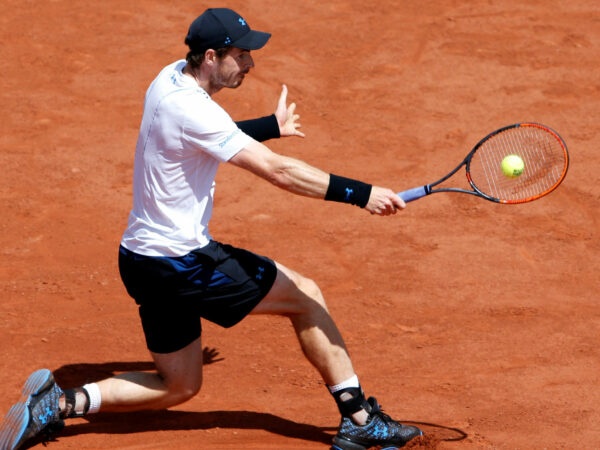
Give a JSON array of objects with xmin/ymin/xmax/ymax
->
[{"xmin": 398, "ymin": 123, "xmax": 569, "ymax": 204}]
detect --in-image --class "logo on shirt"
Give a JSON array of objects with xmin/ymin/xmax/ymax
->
[{"xmin": 219, "ymin": 129, "xmax": 241, "ymax": 148}]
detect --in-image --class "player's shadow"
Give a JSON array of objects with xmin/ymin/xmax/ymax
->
[
  {"xmin": 59, "ymin": 410, "xmax": 337, "ymax": 445},
  {"xmin": 53, "ymin": 412, "xmax": 468, "ymax": 448},
  {"xmin": 47, "ymin": 354, "xmax": 467, "ymax": 447},
  {"xmin": 49, "ymin": 350, "xmax": 335, "ymax": 445}
]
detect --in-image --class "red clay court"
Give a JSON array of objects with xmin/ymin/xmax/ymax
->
[{"xmin": 1, "ymin": 1, "xmax": 598, "ymax": 448}]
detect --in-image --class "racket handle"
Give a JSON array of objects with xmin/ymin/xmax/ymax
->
[{"xmin": 397, "ymin": 186, "xmax": 428, "ymax": 203}]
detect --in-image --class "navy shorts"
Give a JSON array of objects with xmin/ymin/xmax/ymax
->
[{"xmin": 118, "ymin": 241, "xmax": 278, "ymax": 354}]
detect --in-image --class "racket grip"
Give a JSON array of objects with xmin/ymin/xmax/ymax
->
[{"xmin": 397, "ymin": 186, "xmax": 427, "ymax": 203}]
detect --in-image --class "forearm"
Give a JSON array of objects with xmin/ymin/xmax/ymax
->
[
  {"xmin": 228, "ymin": 141, "xmax": 325, "ymax": 198},
  {"xmin": 229, "ymin": 142, "xmax": 391, "ymax": 212},
  {"xmin": 267, "ymin": 156, "xmax": 330, "ymax": 198},
  {"xmin": 245, "ymin": 155, "xmax": 372, "ymax": 208},
  {"xmin": 269, "ymin": 159, "xmax": 405, "ymax": 214}
]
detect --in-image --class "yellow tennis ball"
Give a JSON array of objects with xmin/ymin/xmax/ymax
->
[{"xmin": 501, "ymin": 154, "xmax": 525, "ymax": 178}]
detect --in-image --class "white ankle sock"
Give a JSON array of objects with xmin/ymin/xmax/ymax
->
[
  {"xmin": 83, "ymin": 383, "xmax": 102, "ymax": 414},
  {"xmin": 328, "ymin": 375, "xmax": 360, "ymax": 393}
]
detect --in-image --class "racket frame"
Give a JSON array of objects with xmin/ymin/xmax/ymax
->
[{"xmin": 398, "ymin": 123, "xmax": 569, "ymax": 204}]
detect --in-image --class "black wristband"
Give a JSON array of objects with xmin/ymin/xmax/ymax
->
[
  {"xmin": 235, "ymin": 114, "xmax": 280, "ymax": 142},
  {"xmin": 325, "ymin": 174, "xmax": 372, "ymax": 208}
]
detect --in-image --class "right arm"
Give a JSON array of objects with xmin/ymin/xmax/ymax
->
[{"xmin": 228, "ymin": 140, "xmax": 405, "ymax": 216}]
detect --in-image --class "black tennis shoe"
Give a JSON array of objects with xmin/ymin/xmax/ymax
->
[
  {"xmin": 331, "ymin": 397, "xmax": 422, "ymax": 450},
  {"xmin": 0, "ymin": 369, "xmax": 64, "ymax": 450}
]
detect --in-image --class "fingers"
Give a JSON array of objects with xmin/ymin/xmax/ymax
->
[
  {"xmin": 294, "ymin": 127, "xmax": 306, "ymax": 138},
  {"xmin": 278, "ymin": 84, "xmax": 288, "ymax": 110},
  {"xmin": 284, "ymin": 102, "xmax": 305, "ymax": 137},
  {"xmin": 287, "ymin": 101, "xmax": 296, "ymax": 113},
  {"xmin": 393, "ymin": 195, "xmax": 406, "ymax": 209},
  {"xmin": 275, "ymin": 85, "xmax": 305, "ymax": 138},
  {"xmin": 370, "ymin": 203, "xmax": 400, "ymax": 216},
  {"xmin": 367, "ymin": 188, "xmax": 406, "ymax": 216}
]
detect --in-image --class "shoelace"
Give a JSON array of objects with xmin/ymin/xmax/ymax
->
[
  {"xmin": 368, "ymin": 400, "xmax": 396, "ymax": 425},
  {"xmin": 369, "ymin": 401, "xmax": 393, "ymax": 423}
]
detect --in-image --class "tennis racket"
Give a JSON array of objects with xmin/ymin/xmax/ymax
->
[{"xmin": 397, "ymin": 123, "xmax": 569, "ymax": 204}]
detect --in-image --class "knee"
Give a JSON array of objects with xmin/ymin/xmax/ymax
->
[
  {"xmin": 264, "ymin": 265, "xmax": 329, "ymax": 316},
  {"xmin": 164, "ymin": 376, "xmax": 202, "ymax": 405},
  {"xmin": 294, "ymin": 276, "xmax": 329, "ymax": 313},
  {"xmin": 299, "ymin": 276, "xmax": 323, "ymax": 300}
]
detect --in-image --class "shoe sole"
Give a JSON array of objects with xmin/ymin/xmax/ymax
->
[
  {"xmin": 332, "ymin": 443, "xmax": 403, "ymax": 450},
  {"xmin": 332, "ymin": 431, "xmax": 423, "ymax": 450},
  {"xmin": 0, "ymin": 369, "xmax": 55, "ymax": 450},
  {"xmin": 332, "ymin": 442, "xmax": 401, "ymax": 450}
]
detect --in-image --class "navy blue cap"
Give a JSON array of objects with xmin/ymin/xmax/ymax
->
[{"xmin": 185, "ymin": 8, "xmax": 271, "ymax": 54}]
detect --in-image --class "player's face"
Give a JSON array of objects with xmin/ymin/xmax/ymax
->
[{"xmin": 211, "ymin": 47, "xmax": 254, "ymax": 90}]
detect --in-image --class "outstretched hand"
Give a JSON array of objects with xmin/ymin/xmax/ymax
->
[{"xmin": 275, "ymin": 84, "xmax": 305, "ymax": 138}]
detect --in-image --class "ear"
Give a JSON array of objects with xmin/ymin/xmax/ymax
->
[{"xmin": 204, "ymin": 49, "xmax": 217, "ymax": 65}]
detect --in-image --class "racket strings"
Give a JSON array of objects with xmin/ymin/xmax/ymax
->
[{"xmin": 469, "ymin": 125, "xmax": 568, "ymax": 203}]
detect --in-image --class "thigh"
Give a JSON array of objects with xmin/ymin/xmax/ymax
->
[{"xmin": 251, "ymin": 261, "xmax": 326, "ymax": 315}]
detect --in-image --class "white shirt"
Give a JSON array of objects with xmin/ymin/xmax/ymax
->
[{"xmin": 120, "ymin": 60, "xmax": 252, "ymax": 256}]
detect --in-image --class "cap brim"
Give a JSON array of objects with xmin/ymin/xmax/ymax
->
[{"xmin": 233, "ymin": 30, "xmax": 271, "ymax": 50}]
